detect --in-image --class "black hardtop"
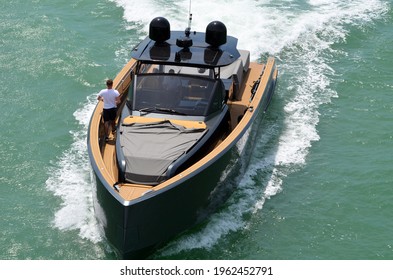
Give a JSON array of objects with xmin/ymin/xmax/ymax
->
[{"xmin": 131, "ymin": 30, "xmax": 241, "ymax": 68}]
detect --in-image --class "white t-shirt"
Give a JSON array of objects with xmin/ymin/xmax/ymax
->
[{"xmin": 98, "ymin": 88, "xmax": 120, "ymax": 109}]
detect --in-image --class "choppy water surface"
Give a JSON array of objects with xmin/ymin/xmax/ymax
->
[{"xmin": 0, "ymin": 0, "xmax": 392, "ymax": 259}]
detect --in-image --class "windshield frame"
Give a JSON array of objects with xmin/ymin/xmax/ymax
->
[{"xmin": 128, "ymin": 63, "xmax": 225, "ymax": 118}]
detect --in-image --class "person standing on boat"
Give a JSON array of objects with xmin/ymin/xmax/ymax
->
[{"xmin": 97, "ymin": 79, "xmax": 120, "ymax": 141}]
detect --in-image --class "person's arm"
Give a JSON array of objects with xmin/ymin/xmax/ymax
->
[
  {"xmin": 115, "ymin": 95, "xmax": 121, "ymax": 105},
  {"xmin": 115, "ymin": 91, "xmax": 121, "ymax": 105},
  {"xmin": 97, "ymin": 91, "xmax": 103, "ymax": 101}
]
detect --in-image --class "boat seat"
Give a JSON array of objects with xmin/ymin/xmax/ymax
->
[{"xmin": 220, "ymin": 53, "xmax": 248, "ymax": 101}]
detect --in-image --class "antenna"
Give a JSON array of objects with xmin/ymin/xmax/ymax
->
[
  {"xmin": 176, "ymin": 0, "xmax": 194, "ymax": 49},
  {"xmin": 186, "ymin": 0, "xmax": 192, "ymax": 37}
]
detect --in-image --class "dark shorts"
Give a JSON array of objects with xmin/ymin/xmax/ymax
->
[{"xmin": 103, "ymin": 108, "xmax": 117, "ymax": 122}]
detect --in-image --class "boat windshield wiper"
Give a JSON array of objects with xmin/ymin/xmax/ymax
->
[
  {"xmin": 155, "ymin": 107, "xmax": 186, "ymax": 115},
  {"xmin": 139, "ymin": 107, "xmax": 185, "ymax": 116},
  {"xmin": 139, "ymin": 107, "xmax": 156, "ymax": 115}
]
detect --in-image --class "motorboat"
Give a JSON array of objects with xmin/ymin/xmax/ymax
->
[{"xmin": 87, "ymin": 16, "xmax": 278, "ymax": 258}]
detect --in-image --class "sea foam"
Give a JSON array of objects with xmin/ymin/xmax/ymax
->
[{"xmin": 45, "ymin": 95, "xmax": 102, "ymax": 244}]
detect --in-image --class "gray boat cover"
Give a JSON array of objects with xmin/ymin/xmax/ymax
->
[{"xmin": 119, "ymin": 120, "xmax": 207, "ymax": 185}]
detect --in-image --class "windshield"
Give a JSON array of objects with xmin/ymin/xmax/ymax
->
[{"xmin": 131, "ymin": 73, "xmax": 224, "ymax": 117}]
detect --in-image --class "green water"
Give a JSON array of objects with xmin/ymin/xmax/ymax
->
[{"xmin": 1, "ymin": 0, "xmax": 392, "ymax": 260}]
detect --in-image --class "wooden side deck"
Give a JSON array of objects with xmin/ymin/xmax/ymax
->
[{"xmin": 227, "ymin": 62, "xmax": 265, "ymax": 130}]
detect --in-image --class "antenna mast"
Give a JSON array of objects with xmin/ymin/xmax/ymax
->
[
  {"xmin": 186, "ymin": 0, "xmax": 192, "ymax": 37},
  {"xmin": 177, "ymin": 0, "xmax": 193, "ymax": 49}
]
